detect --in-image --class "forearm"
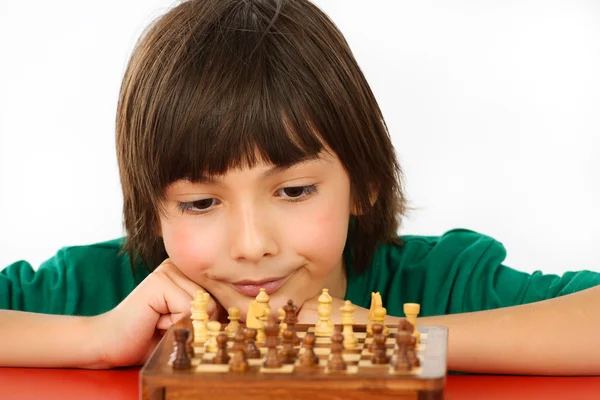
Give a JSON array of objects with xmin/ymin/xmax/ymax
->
[
  {"xmin": 0, "ymin": 310, "xmax": 106, "ymax": 368},
  {"xmin": 416, "ymin": 285, "xmax": 600, "ymax": 375}
]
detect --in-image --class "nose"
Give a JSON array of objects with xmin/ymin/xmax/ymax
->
[{"xmin": 229, "ymin": 203, "xmax": 278, "ymax": 263}]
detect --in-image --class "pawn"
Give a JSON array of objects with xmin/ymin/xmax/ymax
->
[
  {"xmin": 278, "ymin": 308, "xmax": 287, "ymax": 337},
  {"xmin": 172, "ymin": 329, "xmax": 192, "ymax": 370},
  {"xmin": 263, "ymin": 316, "xmax": 282, "ymax": 369},
  {"xmin": 244, "ymin": 328, "xmax": 261, "ymax": 359},
  {"xmin": 373, "ymin": 306, "xmax": 389, "ymax": 336},
  {"xmin": 391, "ymin": 330, "xmax": 412, "ymax": 371},
  {"xmin": 368, "ymin": 323, "xmax": 385, "ymax": 353},
  {"xmin": 371, "ymin": 329, "xmax": 390, "ymax": 365},
  {"xmin": 299, "ymin": 333, "xmax": 319, "ymax": 367},
  {"xmin": 213, "ymin": 333, "xmax": 230, "ymax": 364},
  {"xmin": 326, "ymin": 327, "xmax": 347, "ymax": 372},
  {"xmin": 279, "ymin": 328, "xmax": 298, "ymax": 364},
  {"xmin": 407, "ymin": 335, "xmax": 420, "ymax": 367},
  {"xmin": 229, "ymin": 328, "xmax": 249, "ymax": 373},
  {"xmin": 205, "ymin": 321, "xmax": 221, "ymax": 353},
  {"xmin": 283, "ymin": 299, "xmax": 300, "ymax": 346},
  {"xmin": 225, "ymin": 306, "xmax": 241, "ymax": 337}
]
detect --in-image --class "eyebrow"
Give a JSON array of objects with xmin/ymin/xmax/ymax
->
[{"xmin": 192, "ymin": 155, "xmax": 324, "ymax": 185}]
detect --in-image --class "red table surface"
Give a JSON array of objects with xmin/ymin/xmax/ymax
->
[{"xmin": 1, "ymin": 367, "xmax": 599, "ymax": 400}]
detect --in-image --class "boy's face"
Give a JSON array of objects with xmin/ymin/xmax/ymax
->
[{"xmin": 159, "ymin": 151, "xmax": 351, "ymax": 320}]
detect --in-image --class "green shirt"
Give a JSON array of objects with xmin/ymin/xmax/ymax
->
[{"xmin": 1, "ymin": 229, "xmax": 598, "ymax": 317}]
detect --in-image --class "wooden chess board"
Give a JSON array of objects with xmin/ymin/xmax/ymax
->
[{"xmin": 141, "ymin": 322, "xmax": 448, "ymax": 400}]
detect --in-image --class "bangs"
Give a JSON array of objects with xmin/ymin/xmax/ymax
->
[
  {"xmin": 117, "ymin": 0, "xmax": 405, "ymax": 272},
  {"xmin": 146, "ymin": 1, "xmax": 337, "ymax": 193}
]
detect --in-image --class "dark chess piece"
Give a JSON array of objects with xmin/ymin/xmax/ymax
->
[
  {"xmin": 229, "ymin": 327, "xmax": 249, "ymax": 372},
  {"xmin": 279, "ymin": 328, "xmax": 298, "ymax": 364},
  {"xmin": 368, "ymin": 323, "xmax": 385, "ymax": 353},
  {"xmin": 371, "ymin": 329, "xmax": 390, "ymax": 365},
  {"xmin": 391, "ymin": 330, "xmax": 412, "ymax": 371},
  {"xmin": 327, "ymin": 327, "xmax": 347, "ymax": 372},
  {"xmin": 213, "ymin": 333, "xmax": 230, "ymax": 364},
  {"xmin": 299, "ymin": 332, "xmax": 319, "ymax": 367},
  {"xmin": 283, "ymin": 299, "xmax": 301, "ymax": 346},
  {"xmin": 263, "ymin": 315, "xmax": 282, "ymax": 368},
  {"xmin": 244, "ymin": 328, "xmax": 261, "ymax": 359},
  {"xmin": 398, "ymin": 318, "xmax": 415, "ymax": 334},
  {"xmin": 407, "ymin": 334, "xmax": 420, "ymax": 367},
  {"xmin": 172, "ymin": 329, "xmax": 192, "ymax": 370}
]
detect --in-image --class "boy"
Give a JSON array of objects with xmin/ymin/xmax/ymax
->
[{"xmin": 2, "ymin": 0, "xmax": 600, "ymax": 374}]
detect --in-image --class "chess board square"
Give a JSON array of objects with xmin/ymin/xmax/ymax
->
[
  {"xmin": 364, "ymin": 337, "xmax": 396, "ymax": 345},
  {"xmin": 248, "ymin": 359, "xmax": 263, "ymax": 367},
  {"xmin": 259, "ymin": 365, "xmax": 294, "ymax": 374},
  {"xmin": 195, "ymin": 364, "xmax": 229, "ymax": 373},
  {"xmin": 342, "ymin": 353, "xmax": 361, "ymax": 362},
  {"xmin": 360, "ymin": 348, "xmax": 393, "ymax": 357},
  {"xmin": 358, "ymin": 359, "xmax": 390, "ymax": 368}
]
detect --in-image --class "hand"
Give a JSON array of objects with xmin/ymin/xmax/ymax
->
[{"xmin": 91, "ymin": 259, "xmax": 220, "ymax": 368}]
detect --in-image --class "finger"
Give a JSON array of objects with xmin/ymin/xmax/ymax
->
[
  {"xmin": 158, "ymin": 260, "xmax": 218, "ymax": 315},
  {"xmin": 158, "ymin": 259, "xmax": 204, "ymax": 297}
]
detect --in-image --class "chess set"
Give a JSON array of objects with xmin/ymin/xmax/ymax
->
[{"xmin": 141, "ymin": 289, "xmax": 448, "ymax": 400}]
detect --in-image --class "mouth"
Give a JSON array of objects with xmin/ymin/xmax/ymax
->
[{"xmin": 231, "ymin": 275, "xmax": 290, "ymax": 297}]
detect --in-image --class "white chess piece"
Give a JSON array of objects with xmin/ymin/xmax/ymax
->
[
  {"xmin": 340, "ymin": 300, "xmax": 358, "ymax": 349},
  {"xmin": 315, "ymin": 288, "xmax": 334, "ymax": 336},
  {"xmin": 403, "ymin": 303, "xmax": 421, "ymax": 344}
]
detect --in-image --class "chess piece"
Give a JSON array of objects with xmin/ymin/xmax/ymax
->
[
  {"xmin": 278, "ymin": 308, "xmax": 287, "ymax": 337},
  {"xmin": 263, "ymin": 316, "xmax": 282, "ymax": 368},
  {"xmin": 340, "ymin": 300, "xmax": 358, "ymax": 349},
  {"xmin": 407, "ymin": 335, "xmax": 420, "ymax": 367},
  {"xmin": 373, "ymin": 306, "xmax": 389, "ymax": 336},
  {"xmin": 259, "ymin": 304, "xmax": 271, "ymax": 342},
  {"xmin": 283, "ymin": 299, "xmax": 300, "ymax": 345},
  {"xmin": 326, "ymin": 327, "xmax": 347, "ymax": 372},
  {"xmin": 367, "ymin": 292, "xmax": 383, "ymax": 336},
  {"xmin": 225, "ymin": 306, "xmax": 241, "ymax": 337},
  {"xmin": 213, "ymin": 333, "xmax": 230, "ymax": 364},
  {"xmin": 279, "ymin": 328, "xmax": 298, "ymax": 364},
  {"xmin": 244, "ymin": 328, "xmax": 261, "ymax": 359},
  {"xmin": 191, "ymin": 290, "xmax": 210, "ymax": 343},
  {"xmin": 205, "ymin": 321, "xmax": 221, "ymax": 353},
  {"xmin": 315, "ymin": 288, "xmax": 334, "ymax": 337},
  {"xmin": 229, "ymin": 328, "xmax": 249, "ymax": 372},
  {"xmin": 391, "ymin": 330, "xmax": 412, "ymax": 371},
  {"xmin": 299, "ymin": 333, "xmax": 319, "ymax": 367},
  {"xmin": 368, "ymin": 323, "xmax": 384, "ymax": 353},
  {"xmin": 403, "ymin": 303, "xmax": 421, "ymax": 344},
  {"xmin": 172, "ymin": 329, "xmax": 192, "ymax": 370},
  {"xmin": 371, "ymin": 327, "xmax": 390, "ymax": 364},
  {"xmin": 247, "ymin": 301, "xmax": 266, "ymax": 343}
]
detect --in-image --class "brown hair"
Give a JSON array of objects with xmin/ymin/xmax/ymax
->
[{"xmin": 116, "ymin": 0, "xmax": 406, "ymax": 274}]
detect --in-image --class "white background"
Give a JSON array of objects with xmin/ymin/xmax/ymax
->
[{"xmin": 0, "ymin": 0, "xmax": 598, "ymax": 273}]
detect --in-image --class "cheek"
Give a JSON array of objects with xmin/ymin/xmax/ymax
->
[
  {"xmin": 160, "ymin": 217, "xmax": 221, "ymax": 279},
  {"xmin": 290, "ymin": 196, "xmax": 350, "ymax": 275}
]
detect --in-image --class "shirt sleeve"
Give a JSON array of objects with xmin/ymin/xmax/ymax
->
[
  {"xmin": 0, "ymin": 241, "xmax": 146, "ymax": 316},
  {"xmin": 370, "ymin": 229, "xmax": 600, "ymax": 317}
]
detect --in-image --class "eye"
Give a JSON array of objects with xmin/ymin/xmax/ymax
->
[
  {"xmin": 275, "ymin": 185, "xmax": 318, "ymax": 202},
  {"xmin": 178, "ymin": 198, "xmax": 221, "ymax": 214}
]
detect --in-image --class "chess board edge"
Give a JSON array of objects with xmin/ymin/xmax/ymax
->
[{"xmin": 140, "ymin": 323, "xmax": 448, "ymax": 400}]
